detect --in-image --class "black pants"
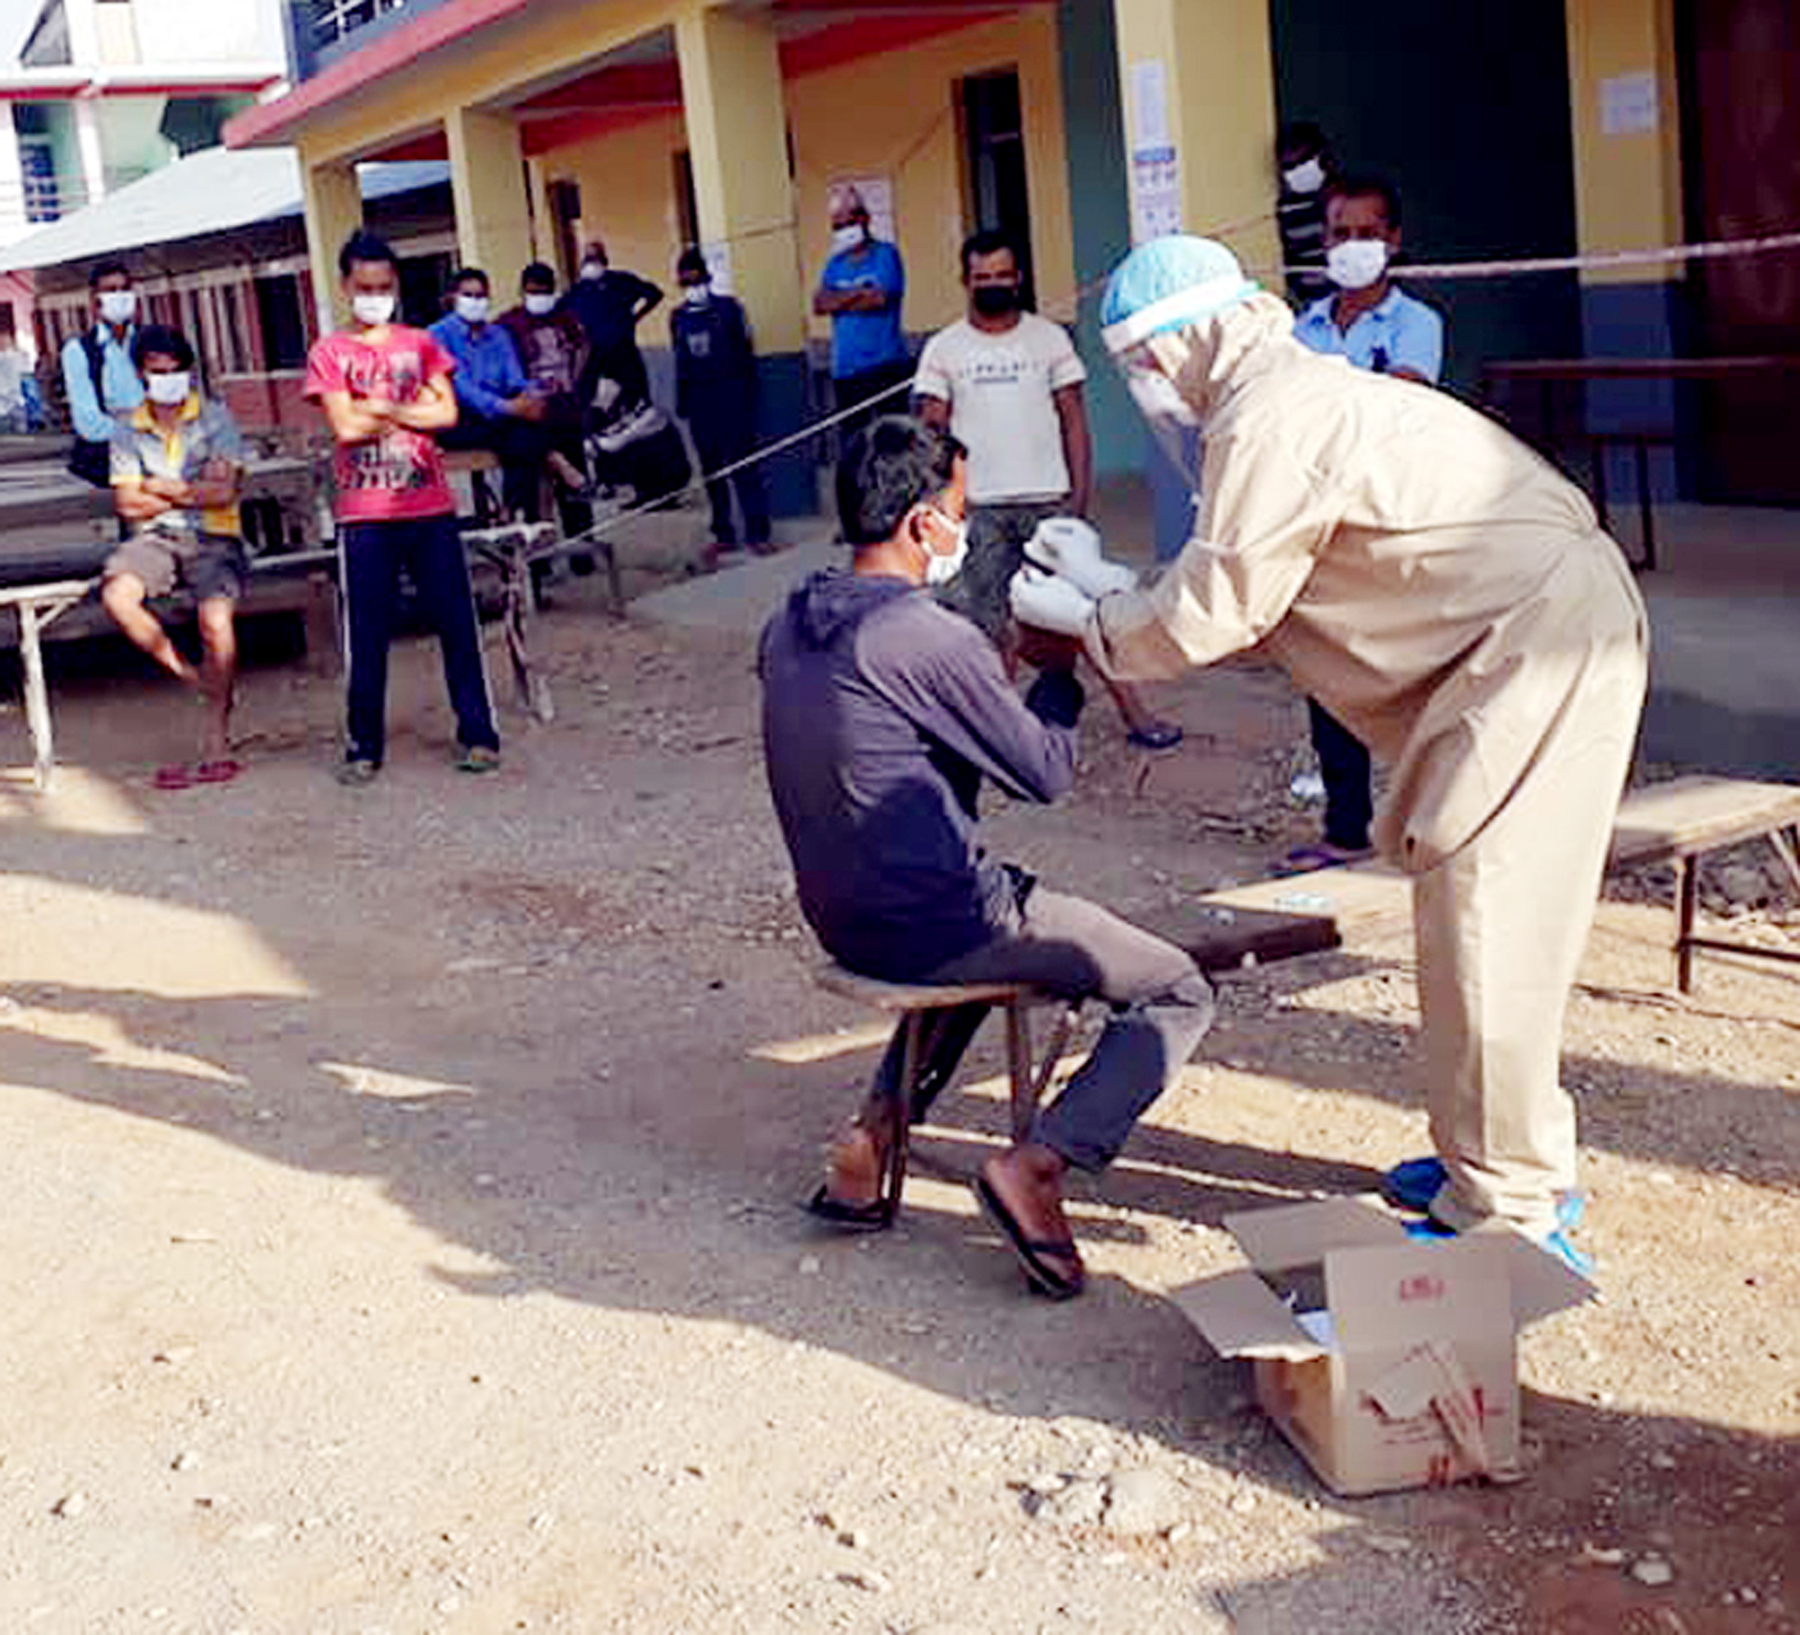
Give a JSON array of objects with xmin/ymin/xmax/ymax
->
[
  {"xmin": 545, "ymin": 416, "xmax": 594, "ymax": 542},
  {"xmin": 1307, "ymin": 698, "xmax": 1374, "ymax": 851},
  {"xmin": 441, "ymin": 413, "xmax": 550, "ymax": 522},
  {"xmin": 833, "ymin": 359, "xmax": 914, "ymax": 443},
  {"xmin": 689, "ymin": 413, "xmax": 769, "ymax": 547},
  {"xmin": 340, "ymin": 515, "xmax": 498, "ymax": 766}
]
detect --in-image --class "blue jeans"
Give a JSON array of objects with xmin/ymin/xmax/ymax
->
[{"xmin": 339, "ymin": 515, "xmax": 498, "ymax": 765}]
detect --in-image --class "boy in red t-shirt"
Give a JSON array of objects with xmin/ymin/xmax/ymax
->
[{"xmin": 304, "ymin": 230, "xmax": 499, "ymax": 785}]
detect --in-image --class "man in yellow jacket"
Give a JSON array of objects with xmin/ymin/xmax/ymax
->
[{"xmin": 1011, "ymin": 236, "xmax": 1647, "ymax": 1274}]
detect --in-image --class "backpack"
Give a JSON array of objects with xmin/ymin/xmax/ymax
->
[{"xmin": 66, "ymin": 330, "xmax": 111, "ymax": 486}]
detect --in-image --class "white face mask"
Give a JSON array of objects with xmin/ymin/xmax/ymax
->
[
  {"xmin": 145, "ymin": 370, "xmax": 191, "ymax": 406},
  {"xmin": 830, "ymin": 224, "xmax": 866, "ymax": 255},
  {"xmin": 454, "ymin": 293, "xmax": 490, "ymax": 324},
  {"xmin": 921, "ymin": 507, "xmax": 969, "ymax": 587},
  {"xmin": 1283, "ymin": 157, "xmax": 1327, "ymax": 195},
  {"xmin": 523, "ymin": 292, "xmax": 557, "ymax": 317},
  {"xmin": 579, "ymin": 261, "xmax": 606, "ymax": 281},
  {"xmin": 1126, "ymin": 369, "xmax": 1201, "ymax": 432},
  {"xmin": 1326, "ymin": 238, "xmax": 1391, "ymax": 291},
  {"xmin": 682, "ymin": 283, "xmax": 710, "ymax": 307},
  {"xmin": 352, "ymin": 292, "xmax": 397, "ymax": 327},
  {"xmin": 98, "ymin": 290, "xmax": 137, "ymax": 325}
]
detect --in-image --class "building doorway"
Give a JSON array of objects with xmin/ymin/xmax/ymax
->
[
  {"xmin": 1679, "ymin": 0, "xmax": 1800, "ymax": 505},
  {"xmin": 958, "ymin": 67, "xmax": 1034, "ymax": 308}
]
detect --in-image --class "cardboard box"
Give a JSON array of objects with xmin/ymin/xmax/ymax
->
[{"xmin": 1167, "ymin": 1198, "xmax": 1592, "ymax": 1497}]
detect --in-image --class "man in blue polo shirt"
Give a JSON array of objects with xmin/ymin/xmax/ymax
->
[
  {"xmin": 1294, "ymin": 174, "xmax": 1443, "ymax": 384},
  {"xmin": 813, "ymin": 183, "xmax": 909, "ymax": 439},
  {"xmin": 1288, "ymin": 174, "xmax": 1444, "ymax": 872}
]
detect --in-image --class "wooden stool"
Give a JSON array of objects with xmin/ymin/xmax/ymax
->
[{"xmin": 815, "ymin": 965, "xmax": 1081, "ymax": 1222}]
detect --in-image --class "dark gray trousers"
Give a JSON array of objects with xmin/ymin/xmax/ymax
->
[{"xmin": 869, "ymin": 887, "xmax": 1213, "ymax": 1172}]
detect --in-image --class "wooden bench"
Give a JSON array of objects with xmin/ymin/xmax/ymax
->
[
  {"xmin": 2, "ymin": 550, "xmax": 339, "ymax": 791},
  {"xmin": 814, "ymin": 965, "xmax": 1081, "ymax": 1223},
  {"xmin": 1153, "ymin": 775, "xmax": 1800, "ymax": 996}
]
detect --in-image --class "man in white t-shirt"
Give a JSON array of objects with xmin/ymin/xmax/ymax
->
[{"xmin": 915, "ymin": 230, "xmax": 1181, "ymax": 749}]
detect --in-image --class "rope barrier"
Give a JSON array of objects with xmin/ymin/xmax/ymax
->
[{"xmin": 526, "ymin": 223, "xmax": 1800, "ymax": 563}]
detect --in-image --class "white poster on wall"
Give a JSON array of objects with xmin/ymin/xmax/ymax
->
[
  {"xmin": 1600, "ymin": 70, "xmax": 1659, "ymax": 136},
  {"xmin": 1128, "ymin": 59, "xmax": 1182, "ymax": 243}
]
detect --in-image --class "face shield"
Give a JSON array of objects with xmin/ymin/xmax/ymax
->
[{"xmin": 1100, "ymin": 237, "xmax": 1259, "ymax": 491}]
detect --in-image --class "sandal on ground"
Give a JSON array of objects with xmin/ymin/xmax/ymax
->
[
  {"xmin": 1274, "ymin": 840, "xmax": 1375, "ymax": 877},
  {"xmin": 805, "ymin": 1119, "xmax": 895, "ymax": 1234},
  {"xmin": 454, "ymin": 745, "xmax": 502, "ymax": 774},
  {"xmin": 193, "ymin": 758, "xmax": 243, "ymax": 785},
  {"xmin": 1125, "ymin": 721, "xmax": 1184, "ymax": 752},
  {"xmin": 803, "ymin": 1185, "xmax": 894, "ymax": 1234},
  {"xmin": 335, "ymin": 758, "xmax": 379, "ymax": 788},
  {"xmin": 152, "ymin": 763, "xmax": 194, "ymax": 791},
  {"xmin": 973, "ymin": 1173, "xmax": 1084, "ymax": 1300}
]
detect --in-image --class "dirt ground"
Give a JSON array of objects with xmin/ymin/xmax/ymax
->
[{"xmin": 2, "ymin": 552, "xmax": 1797, "ymax": 1635}]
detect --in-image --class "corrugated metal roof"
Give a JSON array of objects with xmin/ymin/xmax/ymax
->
[{"xmin": 0, "ymin": 144, "xmax": 448, "ymax": 273}]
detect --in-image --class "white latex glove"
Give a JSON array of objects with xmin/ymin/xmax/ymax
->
[
  {"xmin": 1009, "ymin": 565, "xmax": 1096, "ymax": 637},
  {"xmin": 1024, "ymin": 516, "xmax": 1139, "ymax": 598}
]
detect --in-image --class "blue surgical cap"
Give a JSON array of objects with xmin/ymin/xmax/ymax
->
[{"xmin": 1100, "ymin": 236, "xmax": 1258, "ymax": 355}]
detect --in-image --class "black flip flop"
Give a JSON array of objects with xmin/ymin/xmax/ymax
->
[
  {"xmin": 973, "ymin": 1175, "xmax": 1084, "ymax": 1300},
  {"xmin": 804, "ymin": 1185, "xmax": 893, "ymax": 1234}
]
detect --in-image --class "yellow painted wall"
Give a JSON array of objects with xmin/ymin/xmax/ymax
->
[
  {"xmin": 536, "ymin": 11, "xmax": 1078, "ymax": 345},
  {"xmin": 1565, "ymin": 0, "xmax": 1684, "ymax": 284},
  {"xmin": 1111, "ymin": 0, "xmax": 1280, "ymax": 272}
]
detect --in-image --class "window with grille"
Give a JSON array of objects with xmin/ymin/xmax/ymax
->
[{"xmin": 309, "ymin": 0, "xmax": 407, "ymax": 54}]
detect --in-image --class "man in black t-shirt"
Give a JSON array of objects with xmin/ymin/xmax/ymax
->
[
  {"xmin": 670, "ymin": 246, "xmax": 769, "ymax": 561},
  {"xmin": 560, "ymin": 238, "xmax": 662, "ymax": 409}
]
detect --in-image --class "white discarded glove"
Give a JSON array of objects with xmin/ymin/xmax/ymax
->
[
  {"xmin": 1009, "ymin": 564, "xmax": 1097, "ymax": 637},
  {"xmin": 1024, "ymin": 516, "xmax": 1139, "ymax": 598}
]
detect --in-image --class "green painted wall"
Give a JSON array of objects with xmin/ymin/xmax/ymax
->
[
  {"xmin": 1268, "ymin": 0, "xmax": 1583, "ymax": 397},
  {"xmin": 1055, "ymin": 0, "xmax": 1139, "ymax": 476}
]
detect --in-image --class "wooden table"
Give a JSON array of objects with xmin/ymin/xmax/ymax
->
[{"xmin": 1481, "ymin": 355, "xmax": 1800, "ymax": 570}]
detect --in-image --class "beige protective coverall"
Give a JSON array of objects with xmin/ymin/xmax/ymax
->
[{"xmin": 1094, "ymin": 294, "xmax": 1648, "ymax": 1234}]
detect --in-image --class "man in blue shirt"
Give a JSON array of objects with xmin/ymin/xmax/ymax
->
[
  {"xmin": 431, "ymin": 266, "xmax": 555, "ymax": 523},
  {"xmin": 1293, "ymin": 174, "xmax": 1443, "ymax": 384},
  {"xmin": 813, "ymin": 184, "xmax": 909, "ymax": 439},
  {"xmin": 1288, "ymin": 174, "xmax": 1445, "ymax": 871},
  {"xmin": 61, "ymin": 259, "xmax": 146, "ymax": 486}
]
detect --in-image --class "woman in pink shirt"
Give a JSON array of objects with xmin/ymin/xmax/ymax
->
[{"xmin": 305, "ymin": 230, "xmax": 499, "ymax": 785}]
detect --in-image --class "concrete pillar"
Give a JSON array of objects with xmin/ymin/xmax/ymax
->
[
  {"xmin": 1109, "ymin": 0, "xmax": 1280, "ymax": 273},
  {"xmin": 73, "ymin": 99, "xmax": 107, "ymax": 212},
  {"xmin": 300, "ymin": 154, "xmax": 362, "ymax": 333},
  {"xmin": 674, "ymin": 1, "xmax": 812, "ymax": 515},
  {"xmin": 446, "ymin": 104, "xmax": 534, "ymax": 284}
]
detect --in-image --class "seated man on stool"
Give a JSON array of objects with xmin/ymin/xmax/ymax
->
[
  {"xmin": 758, "ymin": 416, "xmax": 1213, "ymax": 1299},
  {"xmin": 431, "ymin": 266, "xmax": 560, "ymax": 523}
]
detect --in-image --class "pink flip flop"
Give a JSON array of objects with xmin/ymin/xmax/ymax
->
[
  {"xmin": 193, "ymin": 759, "xmax": 243, "ymax": 785},
  {"xmin": 152, "ymin": 764, "xmax": 195, "ymax": 791}
]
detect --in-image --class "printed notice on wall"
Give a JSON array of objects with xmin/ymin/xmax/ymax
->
[
  {"xmin": 1600, "ymin": 71, "xmax": 1659, "ymax": 136},
  {"xmin": 1128, "ymin": 60, "xmax": 1181, "ymax": 243},
  {"xmin": 702, "ymin": 239, "xmax": 735, "ymax": 296}
]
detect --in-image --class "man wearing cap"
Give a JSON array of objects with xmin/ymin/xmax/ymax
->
[{"xmin": 1010, "ymin": 235, "xmax": 1648, "ymax": 1276}]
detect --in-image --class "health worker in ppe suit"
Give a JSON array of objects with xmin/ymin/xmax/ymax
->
[{"xmin": 1011, "ymin": 236, "xmax": 1647, "ymax": 1274}]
